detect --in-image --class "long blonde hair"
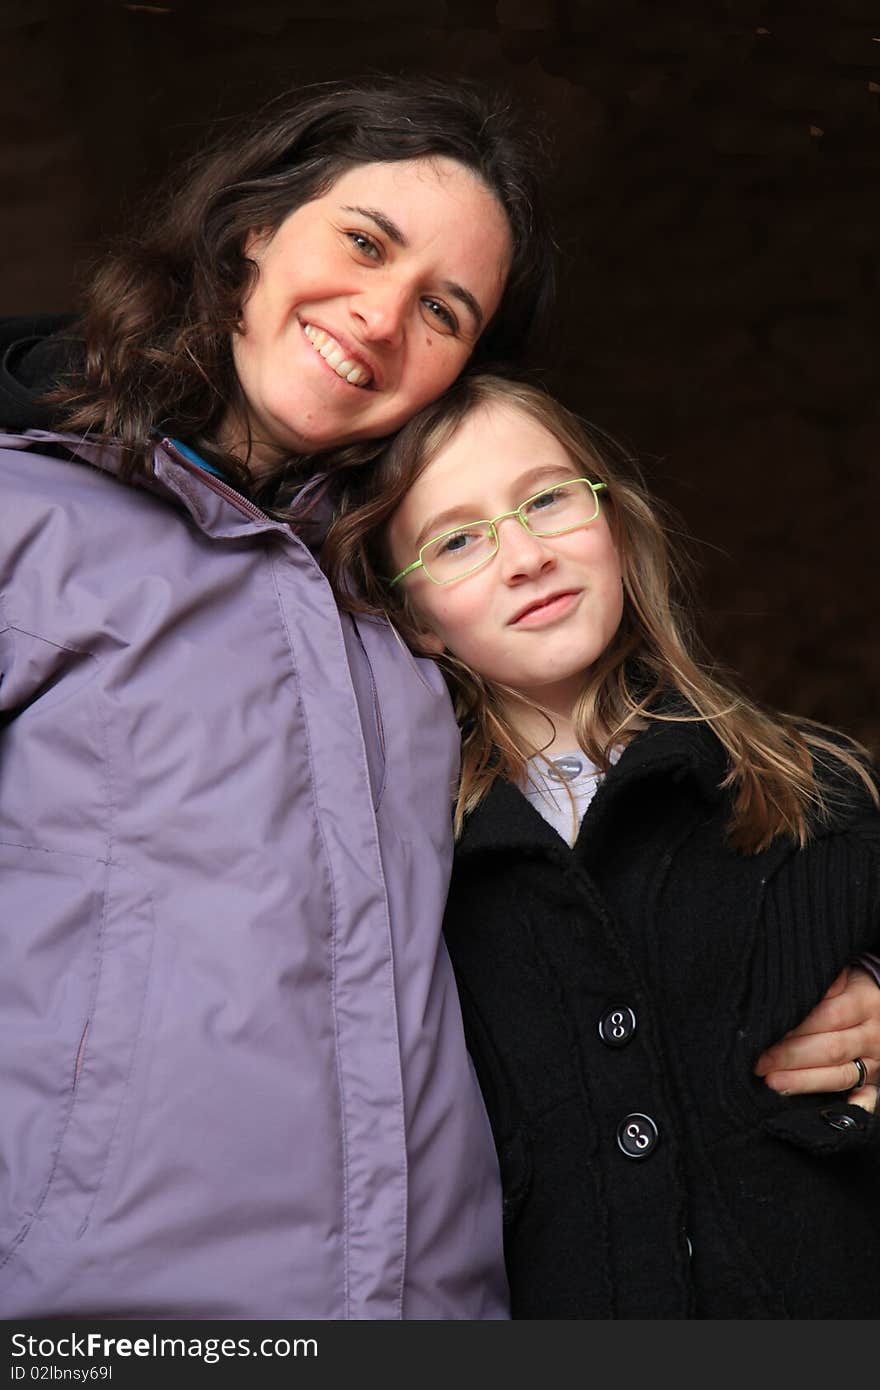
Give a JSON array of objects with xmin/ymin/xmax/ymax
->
[{"xmin": 324, "ymin": 373, "xmax": 876, "ymax": 850}]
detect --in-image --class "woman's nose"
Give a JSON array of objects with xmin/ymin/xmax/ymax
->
[
  {"xmin": 351, "ymin": 280, "xmax": 409, "ymax": 347},
  {"xmin": 495, "ymin": 516, "xmax": 556, "ymax": 581}
]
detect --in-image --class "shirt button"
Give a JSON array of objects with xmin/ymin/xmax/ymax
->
[
  {"xmin": 616, "ymin": 1112, "xmax": 659, "ymax": 1159},
  {"xmin": 598, "ymin": 1005, "xmax": 637, "ymax": 1048},
  {"xmin": 549, "ymin": 755, "xmax": 584, "ymax": 780},
  {"xmin": 821, "ymin": 1109, "xmax": 860, "ymax": 1131}
]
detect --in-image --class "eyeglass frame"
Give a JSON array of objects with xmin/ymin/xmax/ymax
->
[{"xmin": 388, "ymin": 477, "xmax": 608, "ymax": 588}]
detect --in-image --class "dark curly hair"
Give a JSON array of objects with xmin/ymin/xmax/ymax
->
[{"xmin": 51, "ymin": 73, "xmax": 557, "ymax": 501}]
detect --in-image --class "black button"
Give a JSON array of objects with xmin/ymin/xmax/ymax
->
[
  {"xmin": 821, "ymin": 1109, "xmax": 859, "ymax": 1131},
  {"xmin": 599, "ymin": 1005, "xmax": 637, "ymax": 1048},
  {"xmin": 616, "ymin": 1112, "xmax": 659, "ymax": 1159}
]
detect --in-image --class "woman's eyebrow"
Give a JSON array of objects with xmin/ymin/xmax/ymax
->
[
  {"xmin": 341, "ymin": 205, "xmax": 484, "ymax": 332},
  {"xmin": 441, "ymin": 281, "xmax": 483, "ymax": 332},
  {"xmin": 342, "ymin": 205, "xmax": 407, "ymax": 246}
]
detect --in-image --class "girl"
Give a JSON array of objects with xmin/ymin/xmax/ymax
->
[{"xmin": 326, "ymin": 373, "xmax": 880, "ymax": 1318}]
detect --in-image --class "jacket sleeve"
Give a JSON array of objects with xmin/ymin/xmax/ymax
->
[{"xmin": 759, "ymin": 817, "xmax": 880, "ymax": 1157}]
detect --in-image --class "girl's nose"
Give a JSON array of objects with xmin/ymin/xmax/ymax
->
[{"xmin": 495, "ymin": 515, "xmax": 557, "ymax": 582}]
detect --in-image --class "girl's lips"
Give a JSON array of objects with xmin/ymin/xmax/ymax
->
[{"xmin": 510, "ymin": 590, "xmax": 581, "ymax": 628}]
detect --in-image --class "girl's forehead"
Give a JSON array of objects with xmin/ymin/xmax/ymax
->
[
  {"xmin": 427, "ymin": 401, "xmax": 577, "ymax": 479},
  {"xmin": 393, "ymin": 402, "xmax": 582, "ymax": 544}
]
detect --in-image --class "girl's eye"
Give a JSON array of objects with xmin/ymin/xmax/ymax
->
[
  {"xmin": 347, "ymin": 232, "xmax": 381, "ymax": 260},
  {"xmin": 421, "ymin": 298, "xmax": 458, "ymax": 335},
  {"xmin": 438, "ymin": 527, "xmax": 480, "ymax": 555},
  {"xmin": 528, "ymin": 486, "xmax": 568, "ymax": 512}
]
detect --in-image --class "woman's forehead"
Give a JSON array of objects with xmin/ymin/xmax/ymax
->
[{"xmin": 322, "ymin": 156, "xmax": 505, "ymax": 221}]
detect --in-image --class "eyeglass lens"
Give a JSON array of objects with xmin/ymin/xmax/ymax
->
[{"xmin": 421, "ymin": 479, "xmax": 599, "ymax": 583}]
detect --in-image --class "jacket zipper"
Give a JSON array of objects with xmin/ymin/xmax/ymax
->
[{"xmin": 160, "ymin": 437, "xmax": 272, "ymax": 523}]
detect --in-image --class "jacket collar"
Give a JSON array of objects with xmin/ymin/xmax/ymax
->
[{"xmin": 455, "ymin": 713, "xmax": 730, "ymax": 864}]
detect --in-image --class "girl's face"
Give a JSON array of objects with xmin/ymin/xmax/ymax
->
[
  {"xmin": 228, "ymin": 157, "xmax": 512, "ymax": 466},
  {"xmin": 387, "ymin": 401, "xmax": 625, "ymax": 715}
]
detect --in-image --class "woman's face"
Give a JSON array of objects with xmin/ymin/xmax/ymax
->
[
  {"xmin": 228, "ymin": 157, "xmax": 513, "ymax": 466},
  {"xmin": 387, "ymin": 401, "xmax": 624, "ymax": 715}
]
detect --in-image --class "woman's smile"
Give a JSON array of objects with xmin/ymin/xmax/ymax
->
[{"xmin": 301, "ymin": 322, "xmax": 375, "ymax": 389}]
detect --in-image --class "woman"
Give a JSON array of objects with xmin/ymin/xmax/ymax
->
[
  {"xmin": 326, "ymin": 372, "xmax": 880, "ymax": 1318},
  {"xmin": 0, "ymin": 77, "xmax": 875, "ymax": 1322},
  {"xmin": 0, "ymin": 75, "xmax": 555, "ymax": 1321}
]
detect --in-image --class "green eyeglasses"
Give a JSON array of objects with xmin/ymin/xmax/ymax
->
[{"xmin": 389, "ymin": 477, "xmax": 608, "ymax": 588}]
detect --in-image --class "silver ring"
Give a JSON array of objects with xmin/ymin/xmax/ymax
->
[{"xmin": 852, "ymin": 1057, "xmax": 868, "ymax": 1089}]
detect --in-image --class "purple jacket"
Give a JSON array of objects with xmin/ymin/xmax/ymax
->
[{"xmin": 0, "ymin": 431, "xmax": 508, "ymax": 1319}]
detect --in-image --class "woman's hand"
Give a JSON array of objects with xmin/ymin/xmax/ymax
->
[{"xmin": 754, "ymin": 965, "xmax": 880, "ymax": 1113}]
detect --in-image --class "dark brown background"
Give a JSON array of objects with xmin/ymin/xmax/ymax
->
[{"xmin": 5, "ymin": 0, "xmax": 879, "ymax": 750}]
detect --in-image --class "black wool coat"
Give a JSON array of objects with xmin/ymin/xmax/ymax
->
[{"xmin": 443, "ymin": 718, "xmax": 880, "ymax": 1318}]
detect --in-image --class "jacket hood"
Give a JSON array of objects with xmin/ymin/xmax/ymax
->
[{"xmin": 0, "ymin": 314, "xmax": 82, "ymax": 431}]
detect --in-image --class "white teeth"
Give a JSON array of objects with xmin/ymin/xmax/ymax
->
[{"xmin": 302, "ymin": 323, "xmax": 372, "ymax": 387}]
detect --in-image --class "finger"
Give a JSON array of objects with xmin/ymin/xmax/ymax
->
[
  {"xmin": 772, "ymin": 973, "xmax": 878, "ymax": 1042},
  {"xmin": 778, "ymin": 970, "xmax": 850, "ymax": 1041},
  {"xmin": 821, "ymin": 968, "xmax": 850, "ymax": 1001},
  {"xmin": 847, "ymin": 1084, "xmax": 880, "ymax": 1116},
  {"xmin": 762, "ymin": 1057, "xmax": 879, "ymax": 1096},
  {"xmin": 754, "ymin": 966, "xmax": 880, "ymax": 1076},
  {"xmin": 754, "ymin": 1025, "xmax": 869, "ymax": 1076},
  {"xmin": 759, "ymin": 967, "xmax": 880, "ymax": 1055}
]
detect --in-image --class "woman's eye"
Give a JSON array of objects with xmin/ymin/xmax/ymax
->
[
  {"xmin": 421, "ymin": 298, "xmax": 458, "ymax": 335},
  {"xmin": 347, "ymin": 232, "xmax": 381, "ymax": 260}
]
